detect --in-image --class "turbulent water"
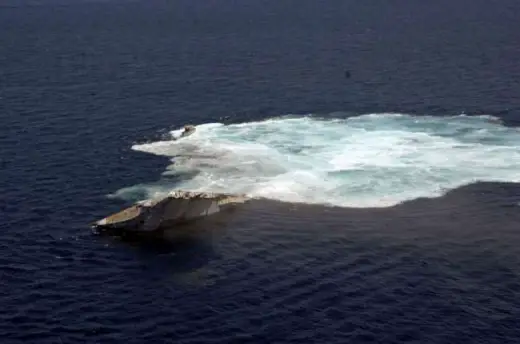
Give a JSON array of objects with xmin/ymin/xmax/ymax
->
[
  {"xmin": 115, "ymin": 113, "xmax": 520, "ymax": 207},
  {"xmin": 2, "ymin": 0, "xmax": 520, "ymax": 343}
]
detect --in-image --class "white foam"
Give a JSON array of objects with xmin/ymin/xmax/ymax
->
[{"xmin": 116, "ymin": 113, "xmax": 520, "ymax": 208}]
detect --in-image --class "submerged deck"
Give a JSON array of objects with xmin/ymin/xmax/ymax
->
[{"xmin": 94, "ymin": 190, "xmax": 250, "ymax": 232}]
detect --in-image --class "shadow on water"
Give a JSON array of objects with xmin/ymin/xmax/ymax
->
[
  {"xmin": 93, "ymin": 207, "xmax": 241, "ymax": 275},
  {"xmin": 92, "ymin": 181, "xmax": 520, "ymax": 277}
]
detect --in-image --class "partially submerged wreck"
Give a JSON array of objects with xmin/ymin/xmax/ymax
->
[{"xmin": 93, "ymin": 190, "xmax": 250, "ymax": 233}]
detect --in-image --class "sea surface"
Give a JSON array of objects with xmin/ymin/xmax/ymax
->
[{"xmin": 2, "ymin": 0, "xmax": 520, "ymax": 343}]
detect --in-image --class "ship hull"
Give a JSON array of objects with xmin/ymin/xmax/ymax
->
[{"xmin": 93, "ymin": 190, "xmax": 249, "ymax": 233}]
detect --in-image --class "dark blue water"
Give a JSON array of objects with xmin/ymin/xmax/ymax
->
[{"xmin": 2, "ymin": 0, "xmax": 520, "ymax": 342}]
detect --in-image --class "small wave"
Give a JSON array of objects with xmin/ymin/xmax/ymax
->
[{"xmin": 114, "ymin": 113, "xmax": 520, "ymax": 208}]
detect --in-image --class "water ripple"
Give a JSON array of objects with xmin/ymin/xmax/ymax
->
[{"xmin": 2, "ymin": 0, "xmax": 520, "ymax": 342}]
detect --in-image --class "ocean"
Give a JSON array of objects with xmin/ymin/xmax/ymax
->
[{"xmin": 1, "ymin": 0, "xmax": 520, "ymax": 343}]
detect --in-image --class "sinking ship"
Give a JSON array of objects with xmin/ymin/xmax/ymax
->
[{"xmin": 93, "ymin": 190, "xmax": 250, "ymax": 233}]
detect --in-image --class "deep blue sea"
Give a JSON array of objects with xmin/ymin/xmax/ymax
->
[{"xmin": 2, "ymin": 0, "xmax": 520, "ymax": 343}]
